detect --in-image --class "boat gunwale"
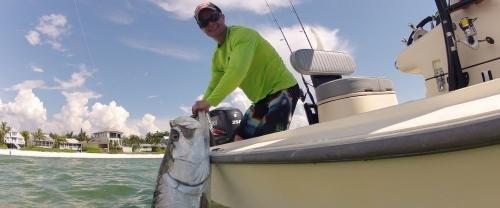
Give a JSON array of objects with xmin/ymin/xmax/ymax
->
[{"xmin": 210, "ymin": 111, "xmax": 500, "ymax": 164}]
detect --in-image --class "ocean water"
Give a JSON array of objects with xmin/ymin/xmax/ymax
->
[{"xmin": 0, "ymin": 155, "xmax": 162, "ymax": 208}]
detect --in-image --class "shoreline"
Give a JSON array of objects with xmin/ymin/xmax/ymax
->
[{"xmin": 0, "ymin": 149, "xmax": 164, "ymax": 159}]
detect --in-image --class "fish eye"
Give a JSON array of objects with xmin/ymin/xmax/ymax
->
[{"xmin": 170, "ymin": 129, "xmax": 180, "ymax": 142}]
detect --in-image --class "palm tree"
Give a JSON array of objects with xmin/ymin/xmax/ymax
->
[
  {"xmin": 0, "ymin": 121, "xmax": 12, "ymax": 146},
  {"xmin": 145, "ymin": 132, "xmax": 154, "ymax": 144},
  {"xmin": 31, "ymin": 128, "xmax": 45, "ymax": 147},
  {"xmin": 49, "ymin": 133, "xmax": 67, "ymax": 149},
  {"xmin": 128, "ymin": 134, "xmax": 142, "ymax": 152},
  {"xmin": 20, "ymin": 130, "xmax": 31, "ymax": 147},
  {"xmin": 144, "ymin": 131, "xmax": 169, "ymax": 152},
  {"xmin": 65, "ymin": 131, "xmax": 74, "ymax": 139},
  {"xmin": 76, "ymin": 128, "xmax": 89, "ymax": 143}
]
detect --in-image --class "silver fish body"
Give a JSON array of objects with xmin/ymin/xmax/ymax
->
[{"xmin": 152, "ymin": 113, "xmax": 211, "ymax": 208}]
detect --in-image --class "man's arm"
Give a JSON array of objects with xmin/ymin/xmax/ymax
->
[
  {"xmin": 193, "ymin": 59, "xmax": 223, "ymax": 114},
  {"xmin": 203, "ymin": 60, "xmax": 223, "ymax": 101},
  {"xmin": 205, "ymin": 31, "xmax": 257, "ymax": 106}
]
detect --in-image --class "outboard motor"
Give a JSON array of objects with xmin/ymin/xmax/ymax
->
[{"xmin": 209, "ymin": 107, "xmax": 243, "ymax": 146}]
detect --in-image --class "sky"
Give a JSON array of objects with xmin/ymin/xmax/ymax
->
[{"xmin": 0, "ymin": 0, "xmax": 437, "ymax": 136}]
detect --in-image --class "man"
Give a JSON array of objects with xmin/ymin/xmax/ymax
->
[{"xmin": 191, "ymin": 2, "xmax": 300, "ymax": 141}]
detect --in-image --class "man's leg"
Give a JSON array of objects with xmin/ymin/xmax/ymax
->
[
  {"xmin": 255, "ymin": 90, "xmax": 297, "ymax": 137},
  {"xmin": 234, "ymin": 88, "xmax": 298, "ymax": 141},
  {"xmin": 233, "ymin": 101, "xmax": 267, "ymax": 141}
]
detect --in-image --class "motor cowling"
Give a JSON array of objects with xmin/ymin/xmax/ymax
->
[{"xmin": 209, "ymin": 107, "xmax": 243, "ymax": 146}]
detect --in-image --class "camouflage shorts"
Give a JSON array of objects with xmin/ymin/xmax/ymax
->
[{"xmin": 235, "ymin": 84, "xmax": 300, "ymax": 139}]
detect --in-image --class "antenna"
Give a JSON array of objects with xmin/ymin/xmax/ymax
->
[
  {"xmin": 264, "ymin": 0, "xmax": 317, "ymax": 106},
  {"xmin": 288, "ymin": 0, "xmax": 313, "ymax": 49}
]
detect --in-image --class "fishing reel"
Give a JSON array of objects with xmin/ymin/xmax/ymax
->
[{"xmin": 456, "ymin": 17, "xmax": 494, "ymax": 50}]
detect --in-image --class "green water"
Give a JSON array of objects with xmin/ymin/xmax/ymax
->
[{"xmin": 0, "ymin": 155, "xmax": 162, "ymax": 208}]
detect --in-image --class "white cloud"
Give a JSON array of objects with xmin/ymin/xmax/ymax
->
[
  {"xmin": 0, "ymin": 64, "xmax": 170, "ymax": 136},
  {"xmin": 121, "ymin": 38, "xmax": 201, "ymax": 61},
  {"xmin": 25, "ymin": 31, "xmax": 41, "ymax": 46},
  {"xmin": 127, "ymin": 116, "xmax": 171, "ymax": 136},
  {"xmin": 0, "ymin": 89, "xmax": 48, "ymax": 131},
  {"xmin": 147, "ymin": 95, "xmax": 159, "ymax": 99},
  {"xmin": 5, "ymin": 80, "xmax": 47, "ymax": 91},
  {"xmin": 216, "ymin": 88, "xmax": 252, "ymax": 113},
  {"xmin": 36, "ymin": 14, "xmax": 69, "ymax": 39},
  {"xmin": 151, "ymin": 0, "xmax": 294, "ymax": 20},
  {"xmin": 88, "ymin": 101, "xmax": 132, "ymax": 134},
  {"xmin": 180, "ymin": 106, "xmax": 192, "ymax": 115},
  {"xmin": 54, "ymin": 64, "xmax": 93, "ymax": 90},
  {"xmin": 46, "ymin": 92, "xmax": 168, "ymax": 136},
  {"xmin": 25, "ymin": 14, "xmax": 70, "ymax": 51},
  {"xmin": 289, "ymin": 100, "xmax": 309, "ymax": 129},
  {"xmin": 50, "ymin": 91, "xmax": 101, "ymax": 133},
  {"xmin": 136, "ymin": 113, "xmax": 160, "ymax": 135},
  {"xmin": 257, "ymin": 24, "xmax": 350, "ymax": 65},
  {"xmin": 106, "ymin": 11, "xmax": 135, "ymax": 25},
  {"xmin": 47, "ymin": 40, "xmax": 64, "ymax": 51},
  {"xmin": 30, "ymin": 65, "xmax": 45, "ymax": 73}
]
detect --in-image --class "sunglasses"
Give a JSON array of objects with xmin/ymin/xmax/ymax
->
[{"xmin": 196, "ymin": 12, "xmax": 221, "ymax": 28}]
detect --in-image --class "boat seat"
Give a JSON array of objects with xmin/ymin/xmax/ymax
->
[
  {"xmin": 290, "ymin": 49, "xmax": 356, "ymax": 76},
  {"xmin": 316, "ymin": 77, "xmax": 395, "ymax": 103},
  {"xmin": 290, "ymin": 49, "xmax": 397, "ymax": 122}
]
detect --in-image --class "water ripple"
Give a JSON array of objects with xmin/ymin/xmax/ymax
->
[{"xmin": 0, "ymin": 156, "xmax": 162, "ymax": 207}]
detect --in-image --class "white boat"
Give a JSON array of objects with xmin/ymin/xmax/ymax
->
[{"xmin": 208, "ymin": 0, "xmax": 500, "ymax": 207}]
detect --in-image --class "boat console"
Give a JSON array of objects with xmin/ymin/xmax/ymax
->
[{"xmin": 396, "ymin": 0, "xmax": 499, "ymax": 97}]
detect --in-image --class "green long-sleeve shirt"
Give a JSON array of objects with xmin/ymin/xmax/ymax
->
[{"xmin": 203, "ymin": 25, "xmax": 297, "ymax": 106}]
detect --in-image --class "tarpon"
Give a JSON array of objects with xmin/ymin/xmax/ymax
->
[{"xmin": 152, "ymin": 113, "xmax": 211, "ymax": 208}]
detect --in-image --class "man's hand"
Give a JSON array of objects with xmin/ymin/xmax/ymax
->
[{"xmin": 192, "ymin": 100, "xmax": 211, "ymax": 115}]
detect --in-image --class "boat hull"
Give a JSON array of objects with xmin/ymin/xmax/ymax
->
[
  {"xmin": 210, "ymin": 144, "xmax": 500, "ymax": 208},
  {"xmin": 208, "ymin": 79, "xmax": 500, "ymax": 207}
]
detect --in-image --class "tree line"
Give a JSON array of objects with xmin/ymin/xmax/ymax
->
[
  {"xmin": 122, "ymin": 131, "xmax": 170, "ymax": 152},
  {"xmin": 1, "ymin": 121, "xmax": 169, "ymax": 149}
]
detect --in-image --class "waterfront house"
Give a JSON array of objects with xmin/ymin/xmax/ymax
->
[
  {"xmin": 89, "ymin": 129, "xmax": 123, "ymax": 151},
  {"xmin": 4, "ymin": 130, "xmax": 25, "ymax": 149},
  {"xmin": 33, "ymin": 133, "xmax": 54, "ymax": 148},
  {"xmin": 59, "ymin": 138, "xmax": 82, "ymax": 151}
]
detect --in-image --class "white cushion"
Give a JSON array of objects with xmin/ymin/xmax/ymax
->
[
  {"xmin": 290, "ymin": 49, "xmax": 356, "ymax": 76},
  {"xmin": 315, "ymin": 77, "xmax": 395, "ymax": 102}
]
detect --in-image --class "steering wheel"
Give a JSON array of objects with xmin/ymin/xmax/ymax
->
[{"xmin": 406, "ymin": 16, "xmax": 435, "ymax": 46}]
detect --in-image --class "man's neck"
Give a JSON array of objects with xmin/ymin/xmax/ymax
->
[{"xmin": 215, "ymin": 26, "xmax": 228, "ymax": 45}]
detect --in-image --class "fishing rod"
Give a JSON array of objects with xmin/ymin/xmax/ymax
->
[
  {"xmin": 264, "ymin": 0, "xmax": 317, "ymax": 110},
  {"xmin": 288, "ymin": 0, "xmax": 314, "ymax": 50},
  {"xmin": 73, "ymin": 0, "xmax": 96, "ymax": 70},
  {"xmin": 264, "ymin": 0, "xmax": 293, "ymax": 53},
  {"xmin": 265, "ymin": 0, "xmax": 320, "ymax": 124}
]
